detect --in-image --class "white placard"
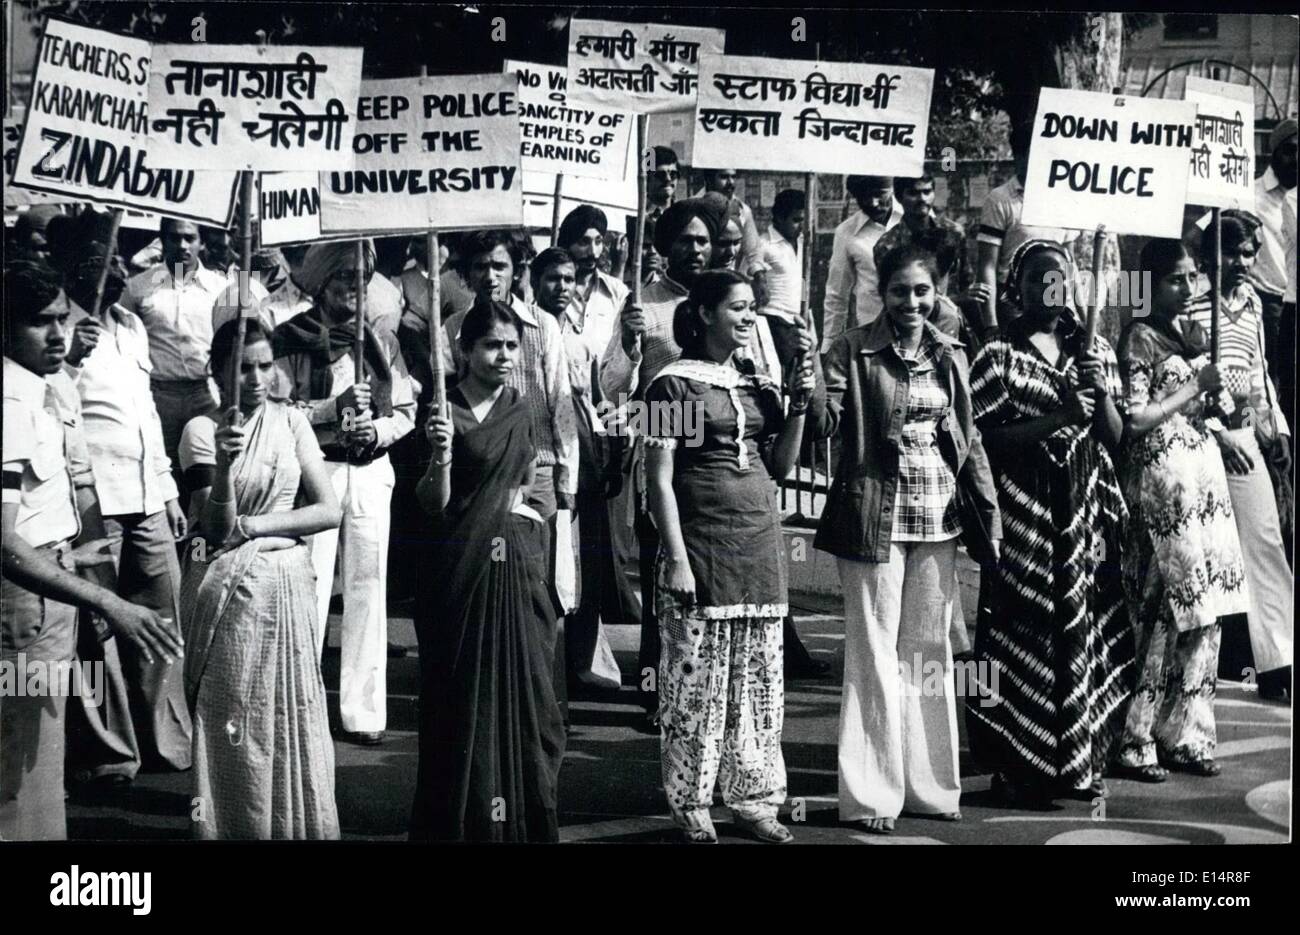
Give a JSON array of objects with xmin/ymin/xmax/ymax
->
[
  {"xmin": 1184, "ymin": 76, "xmax": 1255, "ymax": 211},
  {"xmin": 146, "ymin": 43, "xmax": 363, "ymax": 171},
  {"xmin": 319, "ymin": 74, "xmax": 522, "ymax": 234},
  {"xmin": 691, "ymin": 54, "xmax": 934, "ymax": 176},
  {"xmin": 566, "ymin": 19, "xmax": 724, "ymax": 114},
  {"xmin": 12, "ymin": 19, "xmax": 238, "ymax": 225},
  {"xmin": 1021, "ymin": 87, "xmax": 1197, "ymax": 238},
  {"xmin": 506, "ymin": 60, "xmax": 633, "ymax": 182},
  {"xmin": 259, "ymin": 170, "xmax": 322, "ymax": 246}
]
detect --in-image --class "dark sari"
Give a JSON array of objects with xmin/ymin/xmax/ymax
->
[{"xmin": 409, "ymin": 387, "xmax": 566, "ymax": 842}]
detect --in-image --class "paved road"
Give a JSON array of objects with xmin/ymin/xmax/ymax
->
[{"xmin": 66, "ymin": 594, "xmax": 1291, "ymax": 844}]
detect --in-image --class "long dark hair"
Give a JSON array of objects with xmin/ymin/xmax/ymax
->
[
  {"xmin": 211, "ymin": 318, "xmax": 272, "ymax": 382},
  {"xmin": 672, "ymin": 269, "xmax": 750, "ymax": 359},
  {"xmin": 457, "ymin": 294, "xmax": 521, "ymax": 355}
]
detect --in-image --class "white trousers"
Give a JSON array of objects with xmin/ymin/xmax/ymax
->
[
  {"xmin": 1222, "ymin": 428, "xmax": 1293, "ymax": 674},
  {"xmin": 837, "ymin": 539, "xmax": 961, "ymax": 820},
  {"xmin": 309, "ymin": 455, "xmax": 394, "ymax": 733}
]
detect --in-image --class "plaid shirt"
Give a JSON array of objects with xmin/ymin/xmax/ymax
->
[{"xmin": 891, "ymin": 340, "xmax": 960, "ymax": 542}]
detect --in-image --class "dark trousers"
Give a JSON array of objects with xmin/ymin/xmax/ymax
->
[
  {"xmin": 566, "ymin": 488, "xmax": 618, "ymax": 683},
  {"xmin": 525, "ymin": 465, "xmax": 568, "ymax": 724}
]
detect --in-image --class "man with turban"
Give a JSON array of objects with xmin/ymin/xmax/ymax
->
[
  {"xmin": 270, "ymin": 240, "xmax": 418, "ymax": 746},
  {"xmin": 599, "ymin": 196, "xmax": 723, "ymax": 729}
]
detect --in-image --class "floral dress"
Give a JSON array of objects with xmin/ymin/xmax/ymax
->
[{"xmin": 1115, "ymin": 321, "xmax": 1247, "ymax": 767}]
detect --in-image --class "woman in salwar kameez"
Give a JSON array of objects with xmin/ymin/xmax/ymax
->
[
  {"xmin": 408, "ymin": 298, "xmax": 566, "ymax": 843},
  {"xmin": 645, "ymin": 269, "xmax": 814, "ymax": 844},
  {"xmin": 1113, "ymin": 239, "xmax": 1248, "ymax": 781},
  {"xmin": 966, "ymin": 241, "xmax": 1135, "ymax": 806},
  {"xmin": 179, "ymin": 319, "xmax": 343, "ymax": 840}
]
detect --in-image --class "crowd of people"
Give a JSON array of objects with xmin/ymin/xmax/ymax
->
[{"xmin": 2, "ymin": 115, "xmax": 1294, "ymax": 844}]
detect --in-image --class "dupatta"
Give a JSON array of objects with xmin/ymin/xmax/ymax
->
[{"xmin": 180, "ymin": 402, "xmax": 300, "ymax": 708}]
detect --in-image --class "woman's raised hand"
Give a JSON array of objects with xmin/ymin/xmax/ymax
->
[
  {"xmin": 214, "ymin": 407, "xmax": 247, "ymax": 469},
  {"xmin": 426, "ymin": 411, "xmax": 453, "ymax": 461}
]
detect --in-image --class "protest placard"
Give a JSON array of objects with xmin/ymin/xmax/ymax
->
[
  {"xmin": 1184, "ymin": 77, "xmax": 1255, "ymax": 211},
  {"xmin": 5, "ymin": 113, "xmax": 75, "ymax": 209},
  {"xmin": 259, "ymin": 170, "xmax": 323, "ymax": 245},
  {"xmin": 506, "ymin": 60, "xmax": 633, "ymax": 182},
  {"xmin": 10, "ymin": 19, "xmax": 238, "ymax": 225},
  {"xmin": 566, "ymin": 19, "xmax": 724, "ymax": 113},
  {"xmin": 690, "ymin": 55, "xmax": 934, "ymax": 176},
  {"xmin": 146, "ymin": 43, "xmax": 363, "ymax": 171},
  {"xmin": 319, "ymin": 74, "xmax": 522, "ymax": 233},
  {"xmin": 1020, "ymin": 87, "xmax": 1196, "ymax": 238}
]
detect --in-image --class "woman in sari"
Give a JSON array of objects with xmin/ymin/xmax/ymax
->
[
  {"xmin": 1113, "ymin": 238, "xmax": 1248, "ymax": 780},
  {"xmin": 966, "ymin": 240, "xmax": 1135, "ymax": 806},
  {"xmin": 178, "ymin": 318, "xmax": 343, "ymax": 839},
  {"xmin": 409, "ymin": 298, "xmax": 566, "ymax": 843}
]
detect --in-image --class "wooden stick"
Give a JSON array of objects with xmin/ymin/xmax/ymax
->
[
  {"xmin": 1084, "ymin": 226, "xmax": 1105, "ymax": 349},
  {"xmin": 353, "ymin": 240, "xmax": 366, "ymax": 383},
  {"xmin": 551, "ymin": 174, "xmax": 564, "ymax": 243},
  {"xmin": 632, "ymin": 113, "xmax": 647, "ymax": 308},
  {"xmin": 801, "ymin": 172, "xmax": 816, "ymax": 328},
  {"xmin": 229, "ymin": 171, "xmax": 255, "ymax": 415},
  {"xmin": 90, "ymin": 208, "xmax": 124, "ymax": 323},
  {"xmin": 1210, "ymin": 207, "xmax": 1221, "ymax": 364},
  {"xmin": 426, "ymin": 230, "xmax": 446, "ymax": 418}
]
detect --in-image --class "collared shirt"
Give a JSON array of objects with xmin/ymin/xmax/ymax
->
[
  {"xmin": 759, "ymin": 226, "xmax": 803, "ymax": 321},
  {"xmin": 120, "ymin": 263, "xmax": 230, "ymax": 380},
  {"xmin": 1250, "ymin": 167, "xmax": 1298, "ymax": 300},
  {"xmin": 890, "ymin": 339, "xmax": 960, "ymax": 542},
  {"xmin": 2, "ymin": 357, "xmax": 82, "ymax": 547},
  {"xmin": 873, "ymin": 212, "xmax": 972, "ymax": 296},
  {"xmin": 274, "ymin": 321, "xmax": 417, "ymax": 454},
  {"xmin": 975, "ymin": 177, "xmax": 1075, "ymax": 286},
  {"xmin": 64, "ymin": 300, "xmax": 178, "ymax": 517},
  {"xmin": 821, "ymin": 204, "xmax": 903, "ymax": 353},
  {"xmin": 599, "ymin": 274, "xmax": 690, "ymax": 402},
  {"xmin": 566, "ymin": 269, "xmax": 628, "ymax": 366},
  {"xmin": 442, "ymin": 293, "xmax": 578, "ymax": 495}
]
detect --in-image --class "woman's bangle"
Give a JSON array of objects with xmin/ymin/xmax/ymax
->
[
  {"xmin": 431, "ymin": 454, "xmax": 452, "ymax": 467},
  {"xmin": 235, "ymin": 515, "xmax": 252, "ymax": 540}
]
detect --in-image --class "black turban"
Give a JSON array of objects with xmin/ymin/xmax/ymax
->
[
  {"xmin": 557, "ymin": 205, "xmax": 608, "ymax": 249},
  {"xmin": 654, "ymin": 197, "xmax": 723, "ymax": 257}
]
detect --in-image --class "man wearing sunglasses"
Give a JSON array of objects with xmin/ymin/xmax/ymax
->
[{"xmin": 627, "ymin": 146, "xmax": 682, "ymax": 289}]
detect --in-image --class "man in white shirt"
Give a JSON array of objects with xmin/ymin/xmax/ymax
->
[
  {"xmin": 820, "ymin": 175, "xmax": 902, "ymax": 354},
  {"xmin": 1251, "ymin": 119, "xmax": 1298, "ymax": 441},
  {"xmin": 272, "ymin": 240, "xmax": 417, "ymax": 746},
  {"xmin": 760, "ymin": 188, "xmax": 807, "ymax": 324},
  {"xmin": 557, "ymin": 205, "xmax": 630, "ymax": 364},
  {"xmin": 62, "ymin": 247, "xmax": 193, "ymax": 777},
  {"xmin": 119, "ymin": 218, "xmax": 230, "ymax": 494}
]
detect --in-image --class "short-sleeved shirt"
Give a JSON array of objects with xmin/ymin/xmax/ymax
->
[
  {"xmin": 975, "ymin": 178, "xmax": 1076, "ymax": 286},
  {"xmin": 2, "ymin": 357, "xmax": 81, "ymax": 547}
]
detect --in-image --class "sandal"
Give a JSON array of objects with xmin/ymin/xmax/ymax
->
[
  {"xmin": 733, "ymin": 815, "xmax": 794, "ymax": 844},
  {"xmin": 855, "ymin": 817, "xmax": 896, "ymax": 835},
  {"xmin": 936, "ymin": 811, "xmax": 962, "ymax": 822},
  {"xmin": 681, "ymin": 828, "xmax": 718, "ymax": 844},
  {"xmin": 1109, "ymin": 763, "xmax": 1167, "ymax": 783},
  {"xmin": 1167, "ymin": 758, "xmax": 1221, "ymax": 777}
]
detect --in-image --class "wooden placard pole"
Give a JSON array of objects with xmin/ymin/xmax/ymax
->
[
  {"xmin": 90, "ymin": 208, "xmax": 124, "ymax": 322},
  {"xmin": 229, "ymin": 171, "xmax": 256, "ymax": 415},
  {"xmin": 551, "ymin": 174, "xmax": 564, "ymax": 243},
  {"xmin": 426, "ymin": 230, "xmax": 446, "ymax": 418},
  {"xmin": 353, "ymin": 240, "xmax": 366, "ymax": 382},
  {"xmin": 1084, "ymin": 225, "xmax": 1105, "ymax": 350},
  {"xmin": 631, "ymin": 113, "xmax": 647, "ymax": 310},
  {"xmin": 1210, "ymin": 207, "xmax": 1221, "ymax": 364}
]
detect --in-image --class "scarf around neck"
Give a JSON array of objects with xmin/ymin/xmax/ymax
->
[{"xmin": 272, "ymin": 305, "xmax": 394, "ymax": 417}]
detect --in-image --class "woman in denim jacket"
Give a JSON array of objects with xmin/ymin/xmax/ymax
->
[{"xmin": 813, "ymin": 244, "xmax": 1001, "ymax": 834}]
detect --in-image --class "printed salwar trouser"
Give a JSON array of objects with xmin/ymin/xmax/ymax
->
[{"xmin": 658, "ymin": 610, "xmax": 786, "ymax": 832}]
